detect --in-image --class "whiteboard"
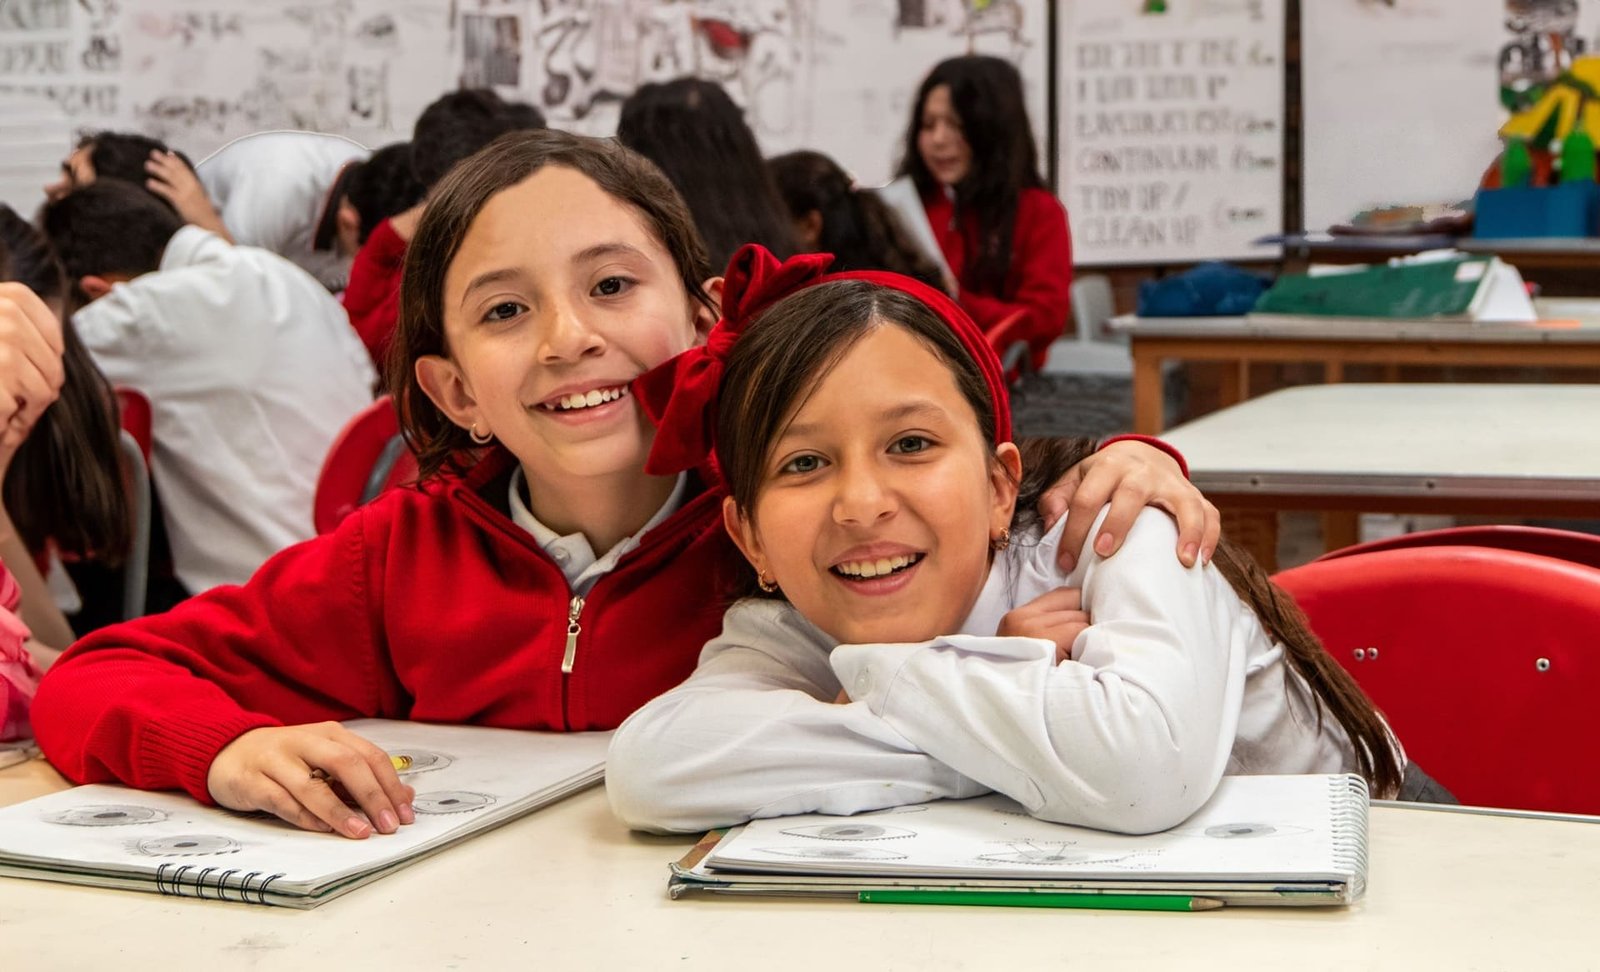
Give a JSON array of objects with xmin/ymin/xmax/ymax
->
[
  {"xmin": 1057, "ymin": 0, "xmax": 1286, "ymax": 266},
  {"xmin": 0, "ymin": 0, "xmax": 1049, "ymax": 217}
]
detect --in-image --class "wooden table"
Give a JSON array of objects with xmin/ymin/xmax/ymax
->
[
  {"xmin": 1160, "ymin": 383, "xmax": 1600, "ymax": 568},
  {"xmin": 1115, "ymin": 313, "xmax": 1600, "ymax": 435},
  {"xmin": 3, "ymin": 755, "xmax": 1600, "ymax": 970}
]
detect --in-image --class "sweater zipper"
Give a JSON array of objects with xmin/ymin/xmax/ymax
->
[{"xmin": 562, "ymin": 595, "xmax": 584, "ymax": 674}]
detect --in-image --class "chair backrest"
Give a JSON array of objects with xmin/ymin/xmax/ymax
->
[
  {"xmin": 314, "ymin": 396, "xmax": 414, "ymax": 535},
  {"xmin": 1070, "ymin": 274, "xmax": 1118, "ymax": 344},
  {"xmin": 1274, "ymin": 546, "xmax": 1600, "ymax": 815},
  {"xmin": 984, "ymin": 309, "xmax": 1032, "ymax": 386},
  {"xmin": 1316, "ymin": 524, "xmax": 1600, "ymax": 571},
  {"xmin": 114, "ymin": 387, "xmax": 152, "ymax": 463},
  {"xmin": 115, "ymin": 429, "xmax": 151, "ymax": 621}
]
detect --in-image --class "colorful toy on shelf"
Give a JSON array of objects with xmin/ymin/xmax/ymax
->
[{"xmin": 1476, "ymin": 54, "xmax": 1600, "ymax": 239}]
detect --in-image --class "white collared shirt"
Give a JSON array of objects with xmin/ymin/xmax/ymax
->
[
  {"xmin": 507, "ymin": 467, "xmax": 689, "ymax": 595},
  {"xmin": 73, "ymin": 226, "xmax": 377, "ymax": 592}
]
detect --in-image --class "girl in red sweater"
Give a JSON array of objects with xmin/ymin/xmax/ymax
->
[
  {"xmin": 901, "ymin": 56, "xmax": 1073, "ymax": 370},
  {"xmin": 33, "ymin": 130, "xmax": 1213, "ymax": 840}
]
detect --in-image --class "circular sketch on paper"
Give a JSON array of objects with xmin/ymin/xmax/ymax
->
[
  {"xmin": 413, "ymin": 791, "xmax": 496, "ymax": 814},
  {"xmin": 389, "ymin": 749, "xmax": 453, "ymax": 775},
  {"xmin": 45, "ymin": 805, "xmax": 167, "ymax": 827},
  {"xmin": 758, "ymin": 846, "xmax": 907, "ymax": 861},
  {"xmin": 780, "ymin": 823, "xmax": 916, "ymax": 841},
  {"xmin": 136, "ymin": 834, "xmax": 243, "ymax": 857},
  {"xmin": 976, "ymin": 842, "xmax": 1133, "ymax": 867}
]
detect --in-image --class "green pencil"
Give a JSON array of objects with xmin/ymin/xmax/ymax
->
[{"xmin": 857, "ymin": 890, "xmax": 1223, "ymax": 912}]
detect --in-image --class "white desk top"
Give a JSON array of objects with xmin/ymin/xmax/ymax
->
[
  {"xmin": 3, "ymin": 758, "xmax": 1600, "ymax": 970},
  {"xmin": 1161, "ymin": 384, "xmax": 1600, "ymax": 500},
  {"xmin": 1111, "ymin": 312, "xmax": 1600, "ymax": 344}
]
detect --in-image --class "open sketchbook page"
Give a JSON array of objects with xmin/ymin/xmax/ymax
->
[
  {"xmin": 872, "ymin": 176, "xmax": 955, "ymax": 281},
  {"xmin": 706, "ymin": 774, "xmax": 1368, "ymax": 884},
  {"xmin": 0, "ymin": 721, "xmax": 608, "ymax": 896}
]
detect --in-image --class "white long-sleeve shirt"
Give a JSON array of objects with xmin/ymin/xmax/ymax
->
[
  {"xmin": 609, "ymin": 507, "xmax": 1385, "ymax": 835},
  {"xmin": 197, "ymin": 131, "xmax": 368, "ymax": 291},
  {"xmin": 73, "ymin": 226, "xmax": 377, "ymax": 592}
]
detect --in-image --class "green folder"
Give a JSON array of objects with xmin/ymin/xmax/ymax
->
[{"xmin": 1251, "ymin": 256, "xmax": 1514, "ymax": 321}]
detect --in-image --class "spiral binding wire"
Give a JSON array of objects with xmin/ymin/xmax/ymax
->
[
  {"xmin": 155, "ymin": 862, "xmax": 285, "ymax": 905},
  {"xmin": 1328, "ymin": 774, "xmax": 1371, "ymax": 902}
]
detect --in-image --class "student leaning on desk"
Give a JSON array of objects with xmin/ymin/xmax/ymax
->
[
  {"xmin": 608, "ymin": 246, "xmax": 1455, "ymax": 837},
  {"xmin": 26, "ymin": 130, "xmax": 1214, "ymax": 842}
]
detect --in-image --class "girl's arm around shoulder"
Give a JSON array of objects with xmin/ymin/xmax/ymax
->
[
  {"xmin": 828, "ymin": 508, "xmax": 1243, "ymax": 834},
  {"xmin": 31, "ymin": 499, "xmax": 405, "ymax": 802},
  {"xmin": 606, "ymin": 599, "xmax": 986, "ymax": 835}
]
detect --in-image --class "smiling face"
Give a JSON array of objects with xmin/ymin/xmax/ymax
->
[
  {"xmin": 725, "ymin": 323, "xmax": 1019, "ymax": 646},
  {"xmin": 917, "ymin": 85, "xmax": 973, "ymax": 188},
  {"xmin": 416, "ymin": 165, "xmax": 712, "ymax": 491}
]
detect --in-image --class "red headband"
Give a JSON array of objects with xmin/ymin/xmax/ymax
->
[{"xmin": 634, "ymin": 243, "xmax": 1013, "ymax": 477}]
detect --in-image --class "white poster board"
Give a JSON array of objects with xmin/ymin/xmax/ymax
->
[
  {"xmin": 1058, "ymin": 0, "xmax": 1286, "ymax": 266},
  {"xmin": 0, "ymin": 1, "xmax": 1049, "ymax": 216}
]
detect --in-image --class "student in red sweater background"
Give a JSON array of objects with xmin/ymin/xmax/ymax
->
[
  {"xmin": 900, "ymin": 55, "xmax": 1073, "ymax": 370},
  {"xmin": 32, "ymin": 130, "xmax": 1215, "ymax": 841}
]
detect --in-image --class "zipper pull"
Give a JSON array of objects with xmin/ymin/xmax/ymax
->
[{"xmin": 562, "ymin": 595, "xmax": 584, "ymax": 674}]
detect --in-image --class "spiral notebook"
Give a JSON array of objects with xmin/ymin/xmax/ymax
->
[
  {"xmin": 0, "ymin": 721, "xmax": 609, "ymax": 909},
  {"xmin": 670, "ymin": 774, "xmax": 1369, "ymax": 907}
]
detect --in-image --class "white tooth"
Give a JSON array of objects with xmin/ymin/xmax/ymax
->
[
  {"xmin": 875, "ymin": 558, "xmax": 893, "ymax": 576},
  {"xmin": 562, "ymin": 393, "xmax": 582, "ymax": 409},
  {"xmin": 889, "ymin": 556, "xmax": 907, "ymax": 570},
  {"xmin": 585, "ymin": 389, "xmax": 604, "ymax": 406}
]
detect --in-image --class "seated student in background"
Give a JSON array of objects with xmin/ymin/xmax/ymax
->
[
  {"xmin": 32, "ymin": 130, "xmax": 1211, "ymax": 841},
  {"xmin": 900, "ymin": 56, "xmax": 1071, "ymax": 370},
  {"xmin": 0, "ymin": 208, "xmax": 130, "ymax": 649},
  {"xmin": 617, "ymin": 77, "xmax": 798, "ymax": 270},
  {"xmin": 343, "ymin": 89, "xmax": 544, "ymax": 368},
  {"xmin": 337, "ymin": 142, "xmax": 426, "ymax": 254},
  {"xmin": 192, "ymin": 130, "xmax": 370, "ymax": 291},
  {"xmin": 42, "ymin": 131, "xmax": 195, "ymax": 207},
  {"xmin": 768, "ymin": 149, "xmax": 946, "ymax": 291},
  {"xmin": 607, "ymin": 246, "xmax": 1428, "ymax": 836},
  {"xmin": 39, "ymin": 182, "xmax": 376, "ymax": 595}
]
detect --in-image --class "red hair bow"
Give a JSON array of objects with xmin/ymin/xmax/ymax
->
[{"xmin": 634, "ymin": 244, "xmax": 1011, "ymax": 477}]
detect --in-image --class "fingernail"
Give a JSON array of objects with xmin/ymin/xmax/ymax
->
[
  {"xmin": 1202, "ymin": 547, "xmax": 1215, "ymax": 565},
  {"xmin": 1094, "ymin": 533, "xmax": 1113, "ymax": 556},
  {"xmin": 345, "ymin": 816, "xmax": 371, "ymax": 838},
  {"xmin": 398, "ymin": 803, "xmax": 415, "ymax": 825},
  {"xmin": 377, "ymin": 809, "xmax": 398, "ymax": 833},
  {"xmin": 1182, "ymin": 543, "xmax": 1199, "ymax": 566}
]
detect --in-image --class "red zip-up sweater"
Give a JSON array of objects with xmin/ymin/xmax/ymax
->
[
  {"xmin": 31, "ymin": 449, "xmax": 734, "ymax": 804},
  {"xmin": 341, "ymin": 217, "xmax": 407, "ymax": 368},
  {"xmin": 924, "ymin": 186, "xmax": 1074, "ymax": 370}
]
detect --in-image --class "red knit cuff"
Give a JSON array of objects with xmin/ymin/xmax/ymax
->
[
  {"xmin": 1097, "ymin": 434, "xmax": 1190, "ymax": 480},
  {"xmin": 139, "ymin": 711, "xmax": 284, "ymax": 805}
]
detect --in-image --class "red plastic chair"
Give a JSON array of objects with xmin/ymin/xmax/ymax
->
[
  {"xmin": 114, "ymin": 386, "xmax": 152, "ymax": 463},
  {"xmin": 313, "ymin": 396, "xmax": 417, "ymax": 535},
  {"xmin": 1274, "ymin": 546, "xmax": 1600, "ymax": 815},
  {"xmin": 985, "ymin": 309, "xmax": 1032, "ymax": 387},
  {"xmin": 1316, "ymin": 524, "xmax": 1600, "ymax": 571}
]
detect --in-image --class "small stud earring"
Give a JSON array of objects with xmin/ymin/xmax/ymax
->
[
  {"xmin": 468, "ymin": 422, "xmax": 494, "ymax": 445},
  {"xmin": 991, "ymin": 527, "xmax": 1011, "ymax": 552}
]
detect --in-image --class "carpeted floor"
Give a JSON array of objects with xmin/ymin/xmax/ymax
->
[{"xmin": 1008, "ymin": 370, "xmax": 1186, "ymax": 441}]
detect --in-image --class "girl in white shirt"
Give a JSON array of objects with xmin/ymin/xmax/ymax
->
[{"xmin": 608, "ymin": 246, "xmax": 1407, "ymax": 835}]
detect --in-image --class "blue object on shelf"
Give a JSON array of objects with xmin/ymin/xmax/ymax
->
[
  {"xmin": 1136, "ymin": 262, "xmax": 1272, "ymax": 317},
  {"xmin": 1473, "ymin": 181, "xmax": 1600, "ymax": 239}
]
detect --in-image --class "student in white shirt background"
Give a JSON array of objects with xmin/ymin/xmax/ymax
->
[
  {"xmin": 38, "ymin": 181, "xmax": 376, "ymax": 595},
  {"xmin": 607, "ymin": 246, "xmax": 1431, "ymax": 837}
]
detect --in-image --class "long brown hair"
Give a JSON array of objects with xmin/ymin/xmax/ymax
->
[
  {"xmin": 389, "ymin": 128, "xmax": 714, "ymax": 482},
  {"xmin": 715, "ymin": 279, "xmax": 1404, "ymax": 799},
  {"xmin": 0, "ymin": 206, "xmax": 129, "ymax": 564}
]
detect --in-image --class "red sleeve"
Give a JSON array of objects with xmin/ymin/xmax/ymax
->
[
  {"xmin": 31, "ymin": 508, "xmax": 397, "ymax": 803},
  {"xmin": 958, "ymin": 189, "xmax": 1074, "ymax": 369},
  {"xmin": 342, "ymin": 219, "xmax": 408, "ymax": 367},
  {"xmin": 1097, "ymin": 434, "xmax": 1190, "ymax": 479}
]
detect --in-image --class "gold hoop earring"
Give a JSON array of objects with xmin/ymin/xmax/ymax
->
[
  {"xmin": 991, "ymin": 527, "xmax": 1011, "ymax": 552},
  {"xmin": 468, "ymin": 423, "xmax": 494, "ymax": 445},
  {"xmin": 757, "ymin": 572, "xmax": 779, "ymax": 594}
]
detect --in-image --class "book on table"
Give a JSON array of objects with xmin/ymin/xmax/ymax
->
[
  {"xmin": 1250, "ymin": 254, "xmax": 1536, "ymax": 323},
  {"xmin": 669, "ymin": 774, "xmax": 1370, "ymax": 908},
  {"xmin": 0, "ymin": 720, "xmax": 608, "ymax": 909}
]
